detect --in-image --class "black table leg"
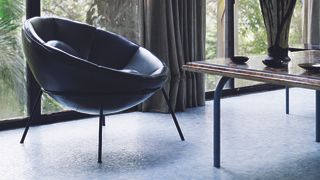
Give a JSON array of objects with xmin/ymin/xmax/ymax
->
[
  {"xmin": 316, "ymin": 91, "xmax": 320, "ymax": 142},
  {"xmin": 286, "ymin": 87, "xmax": 289, "ymax": 114},
  {"xmin": 214, "ymin": 76, "xmax": 231, "ymax": 168}
]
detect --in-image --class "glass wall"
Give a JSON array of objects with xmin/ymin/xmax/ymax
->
[
  {"xmin": 234, "ymin": 0, "xmax": 303, "ymax": 88},
  {"xmin": 0, "ymin": 0, "xmax": 26, "ymax": 120},
  {"xmin": 205, "ymin": 0, "xmax": 221, "ymax": 91},
  {"xmin": 42, "ymin": 0, "xmax": 142, "ymax": 43},
  {"xmin": 41, "ymin": 0, "xmax": 142, "ymax": 114},
  {"xmin": 236, "ymin": 0, "xmax": 303, "ymax": 55},
  {"xmin": 40, "ymin": 0, "xmax": 91, "ymax": 114},
  {"xmin": 0, "ymin": 0, "xmax": 305, "ymax": 120}
]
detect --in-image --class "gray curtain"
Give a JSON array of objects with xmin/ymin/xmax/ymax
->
[
  {"xmin": 303, "ymin": 0, "xmax": 320, "ymax": 45},
  {"xmin": 140, "ymin": 0, "xmax": 205, "ymax": 112}
]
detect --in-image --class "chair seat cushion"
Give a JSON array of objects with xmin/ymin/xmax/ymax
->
[
  {"xmin": 124, "ymin": 48, "xmax": 164, "ymax": 75},
  {"xmin": 46, "ymin": 40, "xmax": 81, "ymax": 58}
]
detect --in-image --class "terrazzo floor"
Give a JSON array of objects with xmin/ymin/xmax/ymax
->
[{"xmin": 0, "ymin": 88, "xmax": 320, "ymax": 180}]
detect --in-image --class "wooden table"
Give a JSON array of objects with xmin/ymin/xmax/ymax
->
[{"xmin": 183, "ymin": 50, "xmax": 320, "ymax": 168}]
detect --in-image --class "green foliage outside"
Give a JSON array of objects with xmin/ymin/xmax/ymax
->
[
  {"xmin": 289, "ymin": 0, "xmax": 303, "ymax": 47},
  {"xmin": 206, "ymin": 0, "xmax": 218, "ymax": 59},
  {"xmin": 0, "ymin": 0, "xmax": 26, "ymax": 119},
  {"xmin": 237, "ymin": 0, "xmax": 267, "ymax": 55},
  {"xmin": 41, "ymin": 0, "xmax": 90, "ymax": 22}
]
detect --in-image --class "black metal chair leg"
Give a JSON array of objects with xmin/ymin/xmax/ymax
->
[
  {"xmin": 98, "ymin": 108, "xmax": 103, "ymax": 163},
  {"xmin": 20, "ymin": 90, "xmax": 43, "ymax": 144},
  {"xmin": 102, "ymin": 114, "xmax": 106, "ymax": 126},
  {"xmin": 161, "ymin": 88, "xmax": 185, "ymax": 141}
]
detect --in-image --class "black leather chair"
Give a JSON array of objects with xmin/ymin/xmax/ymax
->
[{"xmin": 20, "ymin": 17, "xmax": 184, "ymax": 163}]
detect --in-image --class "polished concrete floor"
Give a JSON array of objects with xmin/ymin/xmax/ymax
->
[{"xmin": 1, "ymin": 88, "xmax": 320, "ymax": 179}]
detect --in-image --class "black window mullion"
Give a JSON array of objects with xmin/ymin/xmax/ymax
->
[
  {"xmin": 225, "ymin": 0, "xmax": 235, "ymax": 89},
  {"xmin": 26, "ymin": 0, "xmax": 41, "ymax": 119}
]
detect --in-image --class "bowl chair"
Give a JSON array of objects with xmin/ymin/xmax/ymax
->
[{"xmin": 20, "ymin": 17, "xmax": 184, "ymax": 163}]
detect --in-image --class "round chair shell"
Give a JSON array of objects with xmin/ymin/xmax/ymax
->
[{"xmin": 22, "ymin": 17, "xmax": 168, "ymax": 115}]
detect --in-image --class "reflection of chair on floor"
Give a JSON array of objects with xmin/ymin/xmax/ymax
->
[{"xmin": 20, "ymin": 17, "xmax": 184, "ymax": 163}]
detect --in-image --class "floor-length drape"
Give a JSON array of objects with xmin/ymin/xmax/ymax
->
[
  {"xmin": 140, "ymin": 0, "xmax": 205, "ymax": 112},
  {"xmin": 303, "ymin": 0, "xmax": 320, "ymax": 45}
]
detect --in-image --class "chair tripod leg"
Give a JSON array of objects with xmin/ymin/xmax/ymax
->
[
  {"xmin": 20, "ymin": 90, "xmax": 43, "ymax": 144},
  {"xmin": 161, "ymin": 88, "xmax": 185, "ymax": 141},
  {"xmin": 98, "ymin": 108, "xmax": 103, "ymax": 163},
  {"xmin": 102, "ymin": 114, "xmax": 106, "ymax": 126}
]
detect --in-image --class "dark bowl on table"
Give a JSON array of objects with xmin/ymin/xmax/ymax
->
[
  {"xmin": 298, "ymin": 63, "xmax": 320, "ymax": 72},
  {"xmin": 230, "ymin": 56, "xmax": 249, "ymax": 64}
]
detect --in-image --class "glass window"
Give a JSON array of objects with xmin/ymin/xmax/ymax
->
[
  {"xmin": 234, "ymin": 0, "xmax": 265, "ymax": 88},
  {"xmin": 41, "ymin": 0, "xmax": 92, "ymax": 114},
  {"xmin": 205, "ymin": 0, "xmax": 222, "ymax": 91},
  {"xmin": 86, "ymin": 0, "xmax": 142, "ymax": 44},
  {"xmin": 205, "ymin": 0, "xmax": 303, "ymax": 90},
  {"xmin": 289, "ymin": 0, "xmax": 303, "ymax": 47},
  {"xmin": 0, "ymin": 0, "xmax": 26, "ymax": 120},
  {"xmin": 234, "ymin": 0, "xmax": 303, "ymax": 88},
  {"xmin": 41, "ymin": 0, "xmax": 142, "ymax": 114}
]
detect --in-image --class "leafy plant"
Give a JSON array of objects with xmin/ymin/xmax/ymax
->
[
  {"xmin": 206, "ymin": 0, "xmax": 218, "ymax": 59},
  {"xmin": 237, "ymin": 0, "xmax": 267, "ymax": 55},
  {"xmin": 86, "ymin": 0, "xmax": 141, "ymax": 44},
  {"xmin": 0, "ymin": 0, "xmax": 26, "ymax": 118}
]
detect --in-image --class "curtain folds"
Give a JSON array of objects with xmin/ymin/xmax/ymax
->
[
  {"xmin": 140, "ymin": 0, "xmax": 205, "ymax": 112},
  {"xmin": 303, "ymin": 0, "xmax": 320, "ymax": 45}
]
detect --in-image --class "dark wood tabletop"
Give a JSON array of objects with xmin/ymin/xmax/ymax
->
[{"xmin": 183, "ymin": 50, "xmax": 320, "ymax": 90}]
